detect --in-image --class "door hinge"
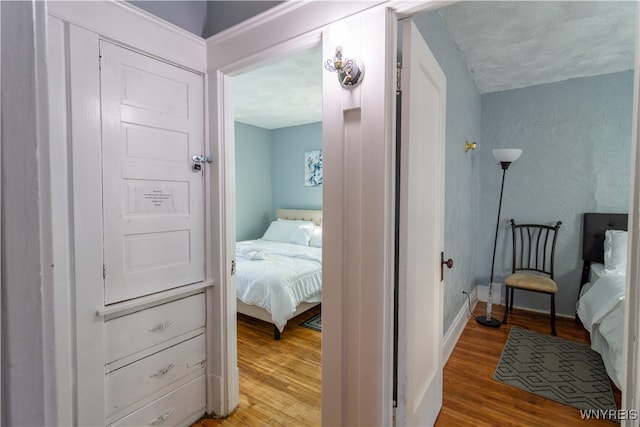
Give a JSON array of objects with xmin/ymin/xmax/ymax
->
[
  {"xmin": 231, "ymin": 259, "xmax": 236, "ymax": 276},
  {"xmin": 396, "ymin": 63, "xmax": 402, "ymax": 94},
  {"xmin": 103, "ymin": 264, "xmax": 107, "ymax": 279}
]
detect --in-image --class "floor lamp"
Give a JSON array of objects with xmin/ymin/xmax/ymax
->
[{"xmin": 477, "ymin": 148, "xmax": 522, "ymax": 328}]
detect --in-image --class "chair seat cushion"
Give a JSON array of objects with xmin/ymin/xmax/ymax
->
[{"xmin": 504, "ymin": 273, "xmax": 558, "ymax": 293}]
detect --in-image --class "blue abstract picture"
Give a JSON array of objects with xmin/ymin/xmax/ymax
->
[{"xmin": 304, "ymin": 150, "xmax": 323, "ymax": 187}]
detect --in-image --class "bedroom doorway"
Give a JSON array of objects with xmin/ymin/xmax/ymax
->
[{"xmin": 229, "ymin": 43, "xmax": 323, "ymax": 424}]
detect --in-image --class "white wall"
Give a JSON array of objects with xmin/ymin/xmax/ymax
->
[{"xmin": 1, "ymin": 2, "xmax": 55, "ymax": 425}]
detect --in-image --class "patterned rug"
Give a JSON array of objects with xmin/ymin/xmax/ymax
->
[
  {"xmin": 300, "ymin": 313, "xmax": 321, "ymax": 332},
  {"xmin": 494, "ymin": 327, "xmax": 616, "ymax": 415}
]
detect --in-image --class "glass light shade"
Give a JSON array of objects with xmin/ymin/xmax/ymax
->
[{"xmin": 492, "ymin": 148, "xmax": 522, "ymax": 163}]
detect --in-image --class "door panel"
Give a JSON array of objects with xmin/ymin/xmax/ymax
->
[
  {"xmin": 396, "ymin": 19, "xmax": 446, "ymax": 426},
  {"xmin": 101, "ymin": 42, "xmax": 205, "ymax": 304}
]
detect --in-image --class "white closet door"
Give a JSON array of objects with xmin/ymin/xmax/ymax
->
[
  {"xmin": 100, "ymin": 41, "xmax": 205, "ymax": 304},
  {"xmin": 396, "ymin": 20, "xmax": 447, "ymax": 427}
]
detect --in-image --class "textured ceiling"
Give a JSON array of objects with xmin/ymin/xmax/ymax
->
[
  {"xmin": 233, "ymin": 1, "xmax": 636, "ymax": 129},
  {"xmin": 438, "ymin": 1, "xmax": 636, "ymax": 94},
  {"xmin": 233, "ymin": 44, "xmax": 322, "ymax": 130}
]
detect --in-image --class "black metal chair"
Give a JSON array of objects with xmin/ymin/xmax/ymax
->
[{"xmin": 502, "ymin": 219, "xmax": 562, "ymax": 335}]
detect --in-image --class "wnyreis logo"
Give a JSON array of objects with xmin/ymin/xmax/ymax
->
[{"xmin": 580, "ymin": 409, "xmax": 639, "ymax": 421}]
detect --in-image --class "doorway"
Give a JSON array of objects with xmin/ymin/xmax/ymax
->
[{"xmin": 228, "ymin": 43, "xmax": 323, "ymax": 424}]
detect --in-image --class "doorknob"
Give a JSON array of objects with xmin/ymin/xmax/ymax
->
[
  {"xmin": 192, "ymin": 155, "xmax": 213, "ymax": 171},
  {"xmin": 441, "ymin": 251, "xmax": 453, "ymax": 281}
]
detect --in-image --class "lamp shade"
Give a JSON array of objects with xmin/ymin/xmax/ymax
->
[{"xmin": 492, "ymin": 148, "xmax": 522, "ymax": 163}]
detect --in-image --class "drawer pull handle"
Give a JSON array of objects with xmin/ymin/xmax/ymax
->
[
  {"xmin": 149, "ymin": 408, "xmax": 174, "ymax": 425},
  {"xmin": 149, "ymin": 363, "xmax": 174, "ymax": 378},
  {"xmin": 148, "ymin": 321, "xmax": 173, "ymax": 333}
]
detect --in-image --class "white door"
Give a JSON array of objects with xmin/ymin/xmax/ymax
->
[
  {"xmin": 396, "ymin": 19, "xmax": 447, "ymax": 426},
  {"xmin": 100, "ymin": 41, "xmax": 205, "ymax": 304}
]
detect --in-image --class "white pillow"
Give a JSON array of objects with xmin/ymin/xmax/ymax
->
[
  {"xmin": 604, "ymin": 229, "xmax": 627, "ymax": 274},
  {"xmin": 289, "ymin": 225, "xmax": 314, "ymax": 246},
  {"xmin": 261, "ymin": 221, "xmax": 298, "ymax": 243},
  {"xmin": 309, "ymin": 226, "xmax": 322, "ymax": 248}
]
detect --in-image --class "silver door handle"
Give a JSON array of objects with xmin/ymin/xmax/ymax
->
[{"xmin": 192, "ymin": 155, "xmax": 213, "ymax": 171}]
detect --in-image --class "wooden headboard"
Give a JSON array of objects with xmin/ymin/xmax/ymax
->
[
  {"xmin": 580, "ymin": 212, "xmax": 628, "ymax": 290},
  {"xmin": 276, "ymin": 209, "xmax": 322, "ymax": 226}
]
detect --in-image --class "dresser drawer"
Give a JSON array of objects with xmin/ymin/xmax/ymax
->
[
  {"xmin": 105, "ymin": 334, "xmax": 205, "ymax": 419},
  {"xmin": 109, "ymin": 375, "xmax": 206, "ymax": 427},
  {"xmin": 105, "ymin": 293, "xmax": 205, "ymax": 364}
]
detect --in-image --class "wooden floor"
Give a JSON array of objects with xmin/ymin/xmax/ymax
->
[
  {"xmin": 435, "ymin": 303, "xmax": 621, "ymax": 426},
  {"xmin": 196, "ymin": 306, "xmax": 322, "ymax": 427},
  {"xmin": 195, "ymin": 303, "xmax": 620, "ymax": 426}
]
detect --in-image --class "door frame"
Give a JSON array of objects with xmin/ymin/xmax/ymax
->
[
  {"xmin": 206, "ymin": 1, "xmax": 397, "ymax": 422},
  {"xmin": 624, "ymin": 2, "xmax": 640, "ymax": 418}
]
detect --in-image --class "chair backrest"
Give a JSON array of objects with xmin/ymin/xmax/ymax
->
[{"xmin": 510, "ymin": 219, "xmax": 561, "ymax": 278}]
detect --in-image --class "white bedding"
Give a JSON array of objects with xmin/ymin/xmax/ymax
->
[
  {"xmin": 589, "ymin": 262, "xmax": 607, "ymax": 283},
  {"xmin": 577, "ymin": 271, "xmax": 626, "ymax": 389},
  {"xmin": 235, "ymin": 239, "xmax": 322, "ymax": 332}
]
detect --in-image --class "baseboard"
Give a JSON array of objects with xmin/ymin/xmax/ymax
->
[
  {"xmin": 444, "ymin": 287, "xmax": 478, "ymax": 363},
  {"xmin": 507, "ymin": 303, "xmax": 575, "ymax": 320}
]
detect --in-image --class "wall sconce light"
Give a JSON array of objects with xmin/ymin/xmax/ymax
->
[
  {"xmin": 465, "ymin": 141, "xmax": 477, "ymax": 152},
  {"xmin": 324, "ymin": 46, "xmax": 364, "ymax": 88}
]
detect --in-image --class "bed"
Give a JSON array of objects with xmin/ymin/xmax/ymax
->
[
  {"xmin": 236, "ymin": 209, "xmax": 322, "ymax": 339},
  {"xmin": 576, "ymin": 212, "xmax": 628, "ymax": 390}
]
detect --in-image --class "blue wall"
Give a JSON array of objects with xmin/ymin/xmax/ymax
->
[
  {"xmin": 235, "ymin": 123, "xmax": 272, "ymax": 241},
  {"xmin": 235, "ymin": 122, "xmax": 322, "ymax": 241},
  {"xmin": 413, "ymin": 12, "xmax": 482, "ymax": 334},
  {"xmin": 479, "ymin": 71, "xmax": 633, "ymax": 316},
  {"xmin": 271, "ymin": 122, "xmax": 323, "ymax": 213}
]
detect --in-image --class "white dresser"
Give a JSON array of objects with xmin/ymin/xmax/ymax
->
[{"xmin": 104, "ymin": 294, "xmax": 207, "ymax": 426}]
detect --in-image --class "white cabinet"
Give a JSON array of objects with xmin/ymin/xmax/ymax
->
[
  {"xmin": 97, "ymin": 41, "xmax": 208, "ymax": 426},
  {"xmin": 46, "ymin": 6, "xmax": 211, "ymax": 425},
  {"xmin": 105, "ymin": 295, "xmax": 207, "ymax": 425}
]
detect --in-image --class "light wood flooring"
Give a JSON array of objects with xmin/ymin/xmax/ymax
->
[
  {"xmin": 195, "ymin": 303, "xmax": 621, "ymax": 426},
  {"xmin": 435, "ymin": 303, "xmax": 621, "ymax": 426},
  {"xmin": 196, "ymin": 306, "xmax": 322, "ymax": 427}
]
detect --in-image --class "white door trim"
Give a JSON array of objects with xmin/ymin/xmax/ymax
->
[
  {"xmin": 623, "ymin": 2, "xmax": 640, "ymax": 423},
  {"xmin": 2, "ymin": 2, "xmax": 55, "ymax": 425},
  {"xmin": 47, "ymin": 1, "xmax": 205, "ymax": 73}
]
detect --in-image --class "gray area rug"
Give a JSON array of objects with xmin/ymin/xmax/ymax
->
[
  {"xmin": 300, "ymin": 313, "xmax": 321, "ymax": 332},
  {"xmin": 494, "ymin": 327, "xmax": 616, "ymax": 414}
]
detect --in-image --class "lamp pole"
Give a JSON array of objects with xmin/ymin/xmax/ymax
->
[{"xmin": 477, "ymin": 161, "xmax": 511, "ymax": 328}]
